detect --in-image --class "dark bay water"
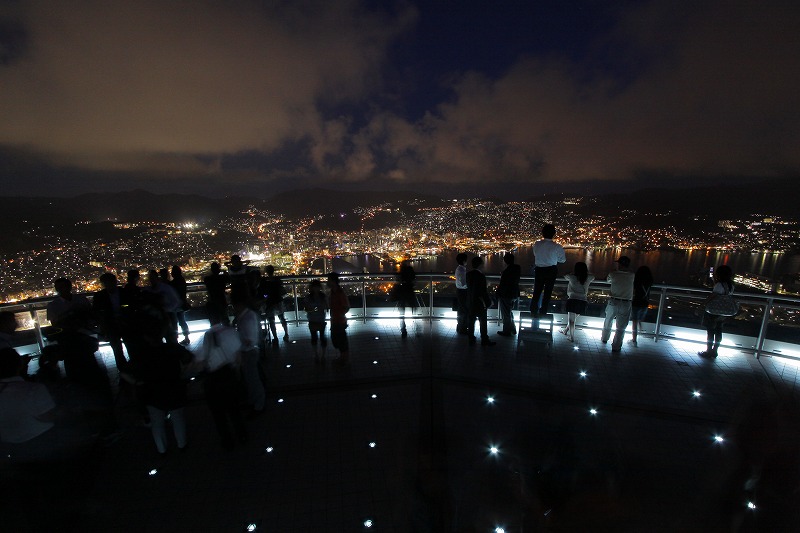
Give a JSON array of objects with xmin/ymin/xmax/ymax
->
[{"xmin": 343, "ymin": 248, "xmax": 800, "ymax": 287}]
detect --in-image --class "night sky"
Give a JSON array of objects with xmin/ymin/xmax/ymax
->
[{"xmin": 1, "ymin": 0, "xmax": 799, "ymax": 198}]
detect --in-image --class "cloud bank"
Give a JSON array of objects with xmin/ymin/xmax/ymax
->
[{"xmin": 1, "ymin": 0, "xmax": 799, "ymax": 194}]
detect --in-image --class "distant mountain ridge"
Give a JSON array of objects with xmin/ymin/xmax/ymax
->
[{"xmin": 1, "ymin": 178, "xmax": 798, "ymax": 227}]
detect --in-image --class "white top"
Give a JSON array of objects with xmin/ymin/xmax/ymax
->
[
  {"xmin": 0, "ymin": 377, "xmax": 55, "ymax": 444},
  {"xmin": 46, "ymin": 294, "xmax": 90, "ymax": 325},
  {"xmin": 146, "ymin": 283, "xmax": 182, "ymax": 313},
  {"xmin": 455, "ymin": 264, "xmax": 467, "ymax": 290},
  {"xmin": 564, "ymin": 273, "xmax": 595, "ymax": 301},
  {"xmin": 608, "ymin": 270, "xmax": 635, "ymax": 300},
  {"xmin": 533, "ymin": 239, "xmax": 566, "ymax": 267},
  {"xmin": 198, "ymin": 324, "xmax": 242, "ymax": 372},
  {"xmin": 236, "ymin": 308, "xmax": 261, "ymax": 351}
]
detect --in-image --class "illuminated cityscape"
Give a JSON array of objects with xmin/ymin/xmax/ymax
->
[{"xmin": 2, "ymin": 195, "xmax": 799, "ymax": 303}]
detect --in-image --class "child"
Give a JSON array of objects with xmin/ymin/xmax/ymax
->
[{"xmin": 560, "ymin": 262, "xmax": 594, "ymax": 342}]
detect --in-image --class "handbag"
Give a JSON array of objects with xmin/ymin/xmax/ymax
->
[{"xmin": 704, "ymin": 290, "xmax": 739, "ymax": 317}]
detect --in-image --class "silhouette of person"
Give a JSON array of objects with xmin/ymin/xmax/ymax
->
[
  {"xmin": 226, "ymin": 254, "xmax": 251, "ymax": 303},
  {"xmin": 397, "ymin": 260, "xmax": 417, "ymax": 338},
  {"xmin": 560, "ymin": 262, "xmax": 594, "ymax": 342},
  {"xmin": 530, "ymin": 224, "xmax": 566, "ymax": 316},
  {"xmin": 232, "ymin": 293, "xmax": 265, "ymax": 416},
  {"xmin": 466, "ymin": 256, "xmax": 496, "ymax": 346},
  {"xmin": 92, "ymin": 272, "xmax": 127, "ymax": 369},
  {"xmin": 145, "ymin": 269, "xmax": 182, "ymax": 344},
  {"xmin": 261, "ymin": 265, "xmax": 289, "ymax": 343},
  {"xmin": 601, "ymin": 256, "xmax": 635, "ymax": 352},
  {"xmin": 204, "ymin": 262, "xmax": 230, "ymax": 326},
  {"xmin": 327, "ymin": 272, "xmax": 350, "ymax": 364},
  {"xmin": 496, "ymin": 253, "xmax": 521, "ymax": 336},
  {"xmin": 700, "ymin": 264, "xmax": 735, "ymax": 358},
  {"xmin": 303, "ymin": 279, "xmax": 328, "ymax": 363},
  {"xmin": 170, "ymin": 265, "xmax": 191, "ymax": 345},
  {"xmin": 454, "ymin": 253, "xmax": 469, "ymax": 335}
]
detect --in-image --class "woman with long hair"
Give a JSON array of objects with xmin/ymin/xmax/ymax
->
[
  {"xmin": 560, "ymin": 262, "xmax": 594, "ymax": 342},
  {"xmin": 700, "ymin": 265, "xmax": 735, "ymax": 358}
]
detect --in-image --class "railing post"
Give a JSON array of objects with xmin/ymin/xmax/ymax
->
[
  {"xmin": 755, "ymin": 298, "xmax": 773, "ymax": 359},
  {"xmin": 292, "ymin": 279, "xmax": 299, "ymax": 323},
  {"xmin": 362, "ymin": 277, "xmax": 367, "ymax": 324},
  {"xmin": 29, "ymin": 304, "xmax": 45, "ymax": 353},
  {"xmin": 429, "ymin": 275, "xmax": 434, "ymax": 322},
  {"xmin": 653, "ymin": 287, "xmax": 667, "ymax": 343}
]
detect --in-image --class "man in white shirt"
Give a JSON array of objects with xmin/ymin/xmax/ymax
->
[
  {"xmin": 454, "ymin": 253, "xmax": 468, "ymax": 334},
  {"xmin": 145, "ymin": 269, "xmax": 182, "ymax": 344},
  {"xmin": 233, "ymin": 295, "xmax": 265, "ymax": 417},
  {"xmin": 601, "ymin": 256, "xmax": 636, "ymax": 352},
  {"xmin": 530, "ymin": 224, "xmax": 566, "ymax": 316},
  {"xmin": 46, "ymin": 277, "xmax": 91, "ymax": 332}
]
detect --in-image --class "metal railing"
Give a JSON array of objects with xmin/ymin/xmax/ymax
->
[{"xmin": 4, "ymin": 274, "xmax": 800, "ymax": 360}]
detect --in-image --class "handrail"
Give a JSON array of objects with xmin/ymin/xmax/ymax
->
[{"xmin": 4, "ymin": 273, "xmax": 800, "ymax": 360}]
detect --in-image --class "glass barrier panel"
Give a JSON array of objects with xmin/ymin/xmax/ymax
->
[{"xmin": 763, "ymin": 302, "xmax": 800, "ymax": 358}]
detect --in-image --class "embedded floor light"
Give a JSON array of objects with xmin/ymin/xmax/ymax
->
[
  {"xmin": 579, "ymin": 371, "xmax": 587, "ymax": 378},
  {"xmin": 371, "ymin": 394, "xmax": 377, "ymax": 399},
  {"xmin": 692, "ymin": 391, "xmax": 701, "ymax": 398},
  {"xmin": 489, "ymin": 446, "xmax": 499, "ymax": 455},
  {"xmin": 589, "ymin": 408, "xmax": 598, "ymax": 415},
  {"xmin": 374, "ymin": 337, "xmax": 379, "ymax": 340},
  {"xmin": 148, "ymin": 468, "xmax": 158, "ymax": 476},
  {"xmin": 246, "ymin": 523, "xmax": 258, "ymax": 532},
  {"xmin": 747, "ymin": 501, "xmax": 756, "ymax": 510},
  {"xmin": 286, "ymin": 364, "xmax": 292, "ymax": 368},
  {"xmin": 486, "ymin": 396, "xmax": 495, "ymax": 404},
  {"xmin": 373, "ymin": 360, "xmax": 378, "ymax": 364},
  {"xmin": 363, "ymin": 519, "xmax": 374, "ymax": 528},
  {"xmin": 265, "ymin": 447, "xmax": 274, "ymax": 453},
  {"xmin": 369, "ymin": 442, "xmax": 376, "ymax": 448},
  {"xmin": 573, "ymin": 346, "xmax": 579, "ymax": 350},
  {"xmin": 291, "ymin": 340, "xmax": 296, "ymax": 344},
  {"xmin": 278, "ymin": 398, "xmax": 284, "ymax": 403},
  {"xmin": 714, "ymin": 435, "xmax": 724, "ymax": 443},
  {"xmin": 495, "ymin": 528, "xmax": 506, "ymax": 533}
]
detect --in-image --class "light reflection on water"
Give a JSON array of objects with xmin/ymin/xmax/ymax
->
[{"xmin": 343, "ymin": 248, "xmax": 800, "ymax": 286}]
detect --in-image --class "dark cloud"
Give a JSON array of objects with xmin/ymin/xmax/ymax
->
[{"xmin": 0, "ymin": 0, "xmax": 798, "ymax": 196}]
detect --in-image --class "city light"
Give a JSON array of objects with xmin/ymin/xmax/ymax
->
[
  {"xmin": 692, "ymin": 391, "xmax": 701, "ymax": 397},
  {"xmin": 486, "ymin": 395, "xmax": 495, "ymax": 404},
  {"xmin": 489, "ymin": 446, "xmax": 499, "ymax": 455},
  {"xmin": 371, "ymin": 394, "xmax": 378, "ymax": 399},
  {"xmin": 148, "ymin": 468, "xmax": 158, "ymax": 476},
  {"xmin": 589, "ymin": 408, "xmax": 598, "ymax": 415},
  {"xmin": 580, "ymin": 371, "xmax": 587, "ymax": 378},
  {"xmin": 747, "ymin": 501, "xmax": 757, "ymax": 510},
  {"xmin": 369, "ymin": 442, "xmax": 376, "ymax": 448},
  {"xmin": 363, "ymin": 519, "xmax": 374, "ymax": 528},
  {"xmin": 714, "ymin": 435, "xmax": 724, "ymax": 443}
]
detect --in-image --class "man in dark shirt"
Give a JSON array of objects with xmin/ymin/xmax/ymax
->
[
  {"xmin": 496, "ymin": 253, "xmax": 521, "ymax": 336},
  {"xmin": 204, "ymin": 262, "xmax": 230, "ymax": 326},
  {"xmin": 466, "ymin": 256, "xmax": 496, "ymax": 346}
]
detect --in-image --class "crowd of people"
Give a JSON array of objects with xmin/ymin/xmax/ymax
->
[
  {"xmin": 1, "ymin": 240, "xmax": 737, "ymax": 461},
  {"xmin": 452, "ymin": 224, "xmax": 736, "ymax": 357}
]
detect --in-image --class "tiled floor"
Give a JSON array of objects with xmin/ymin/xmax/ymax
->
[{"xmin": 4, "ymin": 316, "xmax": 800, "ymax": 531}]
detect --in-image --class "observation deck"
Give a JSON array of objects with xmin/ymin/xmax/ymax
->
[{"xmin": 3, "ymin": 274, "xmax": 800, "ymax": 531}]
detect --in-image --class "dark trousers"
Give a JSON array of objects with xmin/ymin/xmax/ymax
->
[
  {"xmin": 207, "ymin": 301, "xmax": 230, "ymax": 326},
  {"xmin": 176, "ymin": 310, "xmax": 189, "ymax": 337},
  {"xmin": 309, "ymin": 321, "xmax": 327, "ymax": 346},
  {"xmin": 468, "ymin": 306, "xmax": 488, "ymax": 340},
  {"xmin": 204, "ymin": 364, "xmax": 247, "ymax": 447},
  {"xmin": 456, "ymin": 289, "xmax": 468, "ymax": 333},
  {"xmin": 331, "ymin": 323, "xmax": 349, "ymax": 352},
  {"xmin": 531, "ymin": 265, "xmax": 559, "ymax": 314}
]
